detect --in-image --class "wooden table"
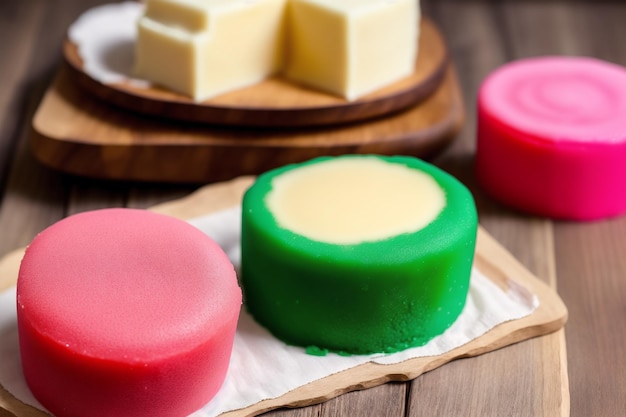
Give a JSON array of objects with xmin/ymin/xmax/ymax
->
[{"xmin": 0, "ymin": 1, "xmax": 625, "ymax": 416}]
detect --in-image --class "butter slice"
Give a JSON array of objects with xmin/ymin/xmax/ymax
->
[
  {"xmin": 135, "ymin": 0, "xmax": 287, "ymax": 101},
  {"xmin": 285, "ymin": 0, "xmax": 419, "ymax": 101},
  {"xmin": 266, "ymin": 157, "xmax": 445, "ymax": 245}
]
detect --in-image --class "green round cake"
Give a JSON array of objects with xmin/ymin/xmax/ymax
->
[{"xmin": 241, "ymin": 155, "xmax": 478, "ymax": 355}]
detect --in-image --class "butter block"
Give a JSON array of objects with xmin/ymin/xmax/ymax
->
[
  {"xmin": 285, "ymin": 0, "xmax": 419, "ymax": 100},
  {"xmin": 135, "ymin": 0, "xmax": 287, "ymax": 101},
  {"xmin": 144, "ymin": 0, "xmax": 210, "ymax": 33}
]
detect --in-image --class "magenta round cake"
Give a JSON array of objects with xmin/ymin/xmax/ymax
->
[
  {"xmin": 17, "ymin": 208, "xmax": 241, "ymax": 417},
  {"xmin": 476, "ymin": 56, "xmax": 626, "ymax": 220}
]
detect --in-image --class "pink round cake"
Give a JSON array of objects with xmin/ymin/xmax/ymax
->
[
  {"xmin": 17, "ymin": 208, "xmax": 241, "ymax": 417},
  {"xmin": 476, "ymin": 56, "xmax": 626, "ymax": 220}
]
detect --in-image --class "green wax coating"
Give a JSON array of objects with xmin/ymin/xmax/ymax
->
[{"xmin": 241, "ymin": 155, "xmax": 478, "ymax": 355}]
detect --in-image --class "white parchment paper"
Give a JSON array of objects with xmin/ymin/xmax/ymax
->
[{"xmin": 68, "ymin": 2, "xmax": 149, "ymax": 87}]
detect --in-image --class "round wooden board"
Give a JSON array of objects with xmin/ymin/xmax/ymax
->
[{"xmin": 64, "ymin": 18, "xmax": 448, "ymax": 128}]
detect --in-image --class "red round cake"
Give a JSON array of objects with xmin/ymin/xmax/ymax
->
[
  {"xmin": 17, "ymin": 208, "xmax": 241, "ymax": 417},
  {"xmin": 476, "ymin": 56, "xmax": 626, "ymax": 220}
]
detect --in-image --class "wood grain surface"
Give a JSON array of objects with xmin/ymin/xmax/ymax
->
[
  {"xmin": 64, "ymin": 18, "xmax": 449, "ymax": 128},
  {"xmin": 0, "ymin": 176, "xmax": 567, "ymax": 417},
  {"xmin": 1, "ymin": 1, "xmax": 626, "ymax": 416}
]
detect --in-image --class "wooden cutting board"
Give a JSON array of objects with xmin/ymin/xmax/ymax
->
[
  {"xmin": 64, "ymin": 19, "xmax": 448, "ymax": 128},
  {"xmin": 31, "ymin": 61, "xmax": 463, "ymax": 183},
  {"xmin": 0, "ymin": 176, "xmax": 568, "ymax": 417}
]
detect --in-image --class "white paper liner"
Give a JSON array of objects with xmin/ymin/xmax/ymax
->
[
  {"xmin": 67, "ymin": 1, "xmax": 149, "ymax": 88},
  {"xmin": 0, "ymin": 206, "xmax": 538, "ymax": 416}
]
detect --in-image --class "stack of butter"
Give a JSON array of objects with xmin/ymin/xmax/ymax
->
[{"xmin": 134, "ymin": 0, "xmax": 420, "ymax": 101}]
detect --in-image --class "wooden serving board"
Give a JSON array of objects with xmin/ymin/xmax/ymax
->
[
  {"xmin": 0, "ymin": 176, "xmax": 568, "ymax": 417},
  {"xmin": 31, "ymin": 60, "xmax": 463, "ymax": 183},
  {"xmin": 64, "ymin": 19, "xmax": 448, "ymax": 128}
]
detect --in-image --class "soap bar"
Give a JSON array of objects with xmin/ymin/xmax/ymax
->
[
  {"xmin": 476, "ymin": 56, "xmax": 626, "ymax": 220},
  {"xmin": 241, "ymin": 155, "xmax": 477, "ymax": 355},
  {"xmin": 135, "ymin": 0, "xmax": 287, "ymax": 101},
  {"xmin": 285, "ymin": 0, "xmax": 419, "ymax": 100},
  {"xmin": 17, "ymin": 209, "xmax": 242, "ymax": 417}
]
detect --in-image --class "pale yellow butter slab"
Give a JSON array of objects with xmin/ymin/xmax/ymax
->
[
  {"xmin": 135, "ymin": 0, "xmax": 287, "ymax": 101},
  {"xmin": 285, "ymin": 0, "xmax": 420, "ymax": 100}
]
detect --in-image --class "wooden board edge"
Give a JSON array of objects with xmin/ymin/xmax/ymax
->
[{"xmin": 0, "ymin": 388, "xmax": 49, "ymax": 417}]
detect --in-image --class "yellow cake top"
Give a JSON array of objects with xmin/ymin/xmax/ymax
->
[{"xmin": 266, "ymin": 157, "xmax": 445, "ymax": 245}]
